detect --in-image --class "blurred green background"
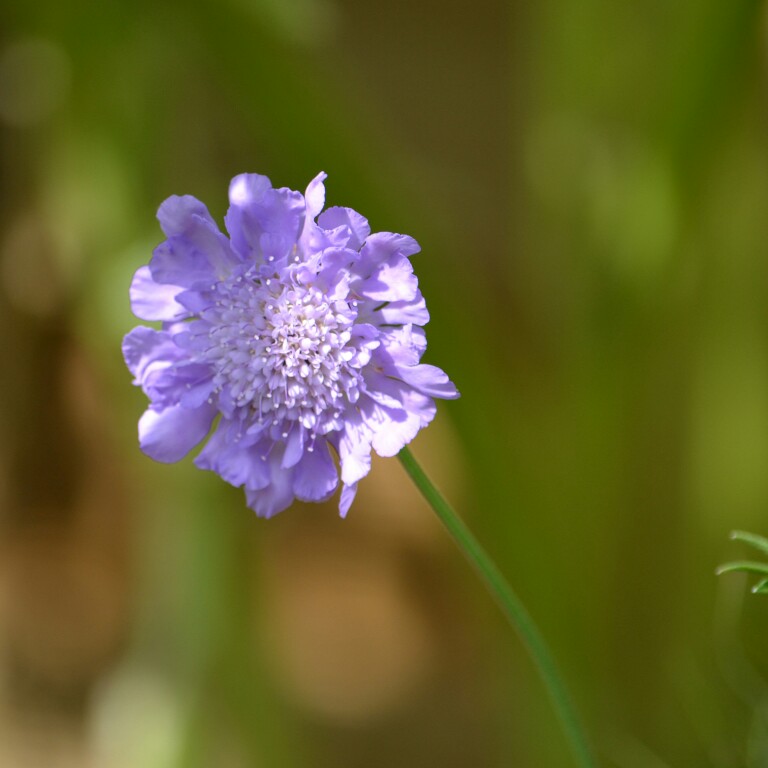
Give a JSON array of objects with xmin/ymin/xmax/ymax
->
[{"xmin": 1, "ymin": 0, "xmax": 768, "ymax": 765}]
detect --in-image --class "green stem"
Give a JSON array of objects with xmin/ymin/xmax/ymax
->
[{"xmin": 398, "ymin": 446, "xmax": 597, "ymax": 768}]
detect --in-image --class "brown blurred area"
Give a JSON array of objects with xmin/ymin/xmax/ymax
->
[
  {"xmin": 2, "ymin": 0, "xmax": 768, "ymax": 766},
  {"xmin": 0, "ymin": 215, "xmax": 132, "ymax": 762}
]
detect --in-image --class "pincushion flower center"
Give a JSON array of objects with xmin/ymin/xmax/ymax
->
[
  {"xmin": 263, "ymin": 283, "xmax": 351, "ymax": 380},
  {"xmin": 205, "ymin": 274, "xmax": 360, "ymax": 434}
]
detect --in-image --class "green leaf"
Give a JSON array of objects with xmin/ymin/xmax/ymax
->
[
  {"xmin": 752, "ymin": 578, "xmax": 768, "ymax": 594},
  {"xmin": 730, "ymin": 530, "xmax": 768, "ymax": 557},
  {"xmin": 716, "ymin": 560, "xmax": 768, "ymax": 577}
]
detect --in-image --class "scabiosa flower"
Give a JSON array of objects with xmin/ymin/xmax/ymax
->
[{"xmin": 123, "ymin": 172, "xmax": 459, "ymax": 518}]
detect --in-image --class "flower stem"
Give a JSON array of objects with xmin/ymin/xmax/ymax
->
[{"xmin": 398, "ymin": 446, "xmax": 598, "ymax": 768}]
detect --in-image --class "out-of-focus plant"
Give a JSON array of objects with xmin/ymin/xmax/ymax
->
[{"xmin": 718, "ymin": 531, "xmax": 768, "ymax": 594}]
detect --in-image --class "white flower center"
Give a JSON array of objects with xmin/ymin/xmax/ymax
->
[{"xmin": 197, "ymin": 273, "xmax": 365, "ymax": 436}]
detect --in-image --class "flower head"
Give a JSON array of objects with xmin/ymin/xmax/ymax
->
[{"xmin": 123, "ymin": 172, "xmax": 459, "ymax": 517}]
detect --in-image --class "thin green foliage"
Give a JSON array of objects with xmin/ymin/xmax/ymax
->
[
  {"xmin": 718, "ymin": 532, "xmax": 768, "ymax": 593},
  {"xmin": 731, "ymin": 530, "xmax": 768, "ymax": 557}
]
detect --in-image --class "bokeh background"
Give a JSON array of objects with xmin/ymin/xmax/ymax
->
[{"xmin": 2, "ymin": 0, "xmax": 768, "ymax": 766}]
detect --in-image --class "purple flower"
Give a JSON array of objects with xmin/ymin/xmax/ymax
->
[{"xmin": 123, "ymin": 172, "xmax": 459, "ymax": 518}]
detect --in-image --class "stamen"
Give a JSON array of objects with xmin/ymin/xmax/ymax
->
[{"xmin": 193, "ymin": 271, "xmax": 366, "ymax": 441}]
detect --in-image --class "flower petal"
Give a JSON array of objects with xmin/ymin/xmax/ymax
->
[
  {"xmin": 394, "ymin": 363, "xmax": 460, "ymax": 400},
  {"xmin": 317, "ymin": 206, "xmax": 370, "ymax": 250},
  {"xmin": 176, "ymin": 366, "xmax": 217, "ymax": 408},
  {"xmin": 353, "ymin": 254, "xmax": 418, "ymax": 302},
  {"xmin": 375, "ymin": 324, "xmax": 426, "ymax": 365},
  {"xmin": 335, "ymin": 412, "xmax": 373, "ymax": 485},
  {"xmin": 375, "ymin": 293, "xmax": 430, "ymax": 326},
  {"xmin": 281, "ymin": 425, "xmax": 305, "ymax": 469},
  {"xmin": 292, "ymin": 440, "xmax": 338, "ymax": 502},
  {"xmin": 122, "ymin": 327, "xmax": 181, "ymax": 383},
  {"xmin": 195, "ymin": 423, "xmax": 271, "ymax": 490},
  {"xmin": 158, "ymin": 194, "xmax": 215, "ymax": 237},
  {"xmin": 304, "ymin": 171, "xmax": 327, "ymax": 222},
  {"xmin": 338, "ymin": 482, "xmax": 358, "ymax": 518},
  {"xmin": 225, "ymin": 173, "xmax": 305, "ymax": 266},
  {"xmin": 139, "ymin": 403, "xmax": 216, "ymax": 463},
  {"xmin": 130, "ymin": 266, "xmax": 189, "ymax": 321},
  {"xmin": 362, "ymin": 390, "xmax": 436, "ymax": 458},
  {"xmin": 357, "ymin": 231, "xmax": 420, "ymax": 275},
  {"xmin": 362, "ymin": 370, "xmax": 405, "ymax": 409},
  {"xmin": 151, "ymin": 196, "xmax": 238, "ymax": 286},
  {"xmin": 245, "ymin": 446, "xmax": 295, "ymax": 518}
]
